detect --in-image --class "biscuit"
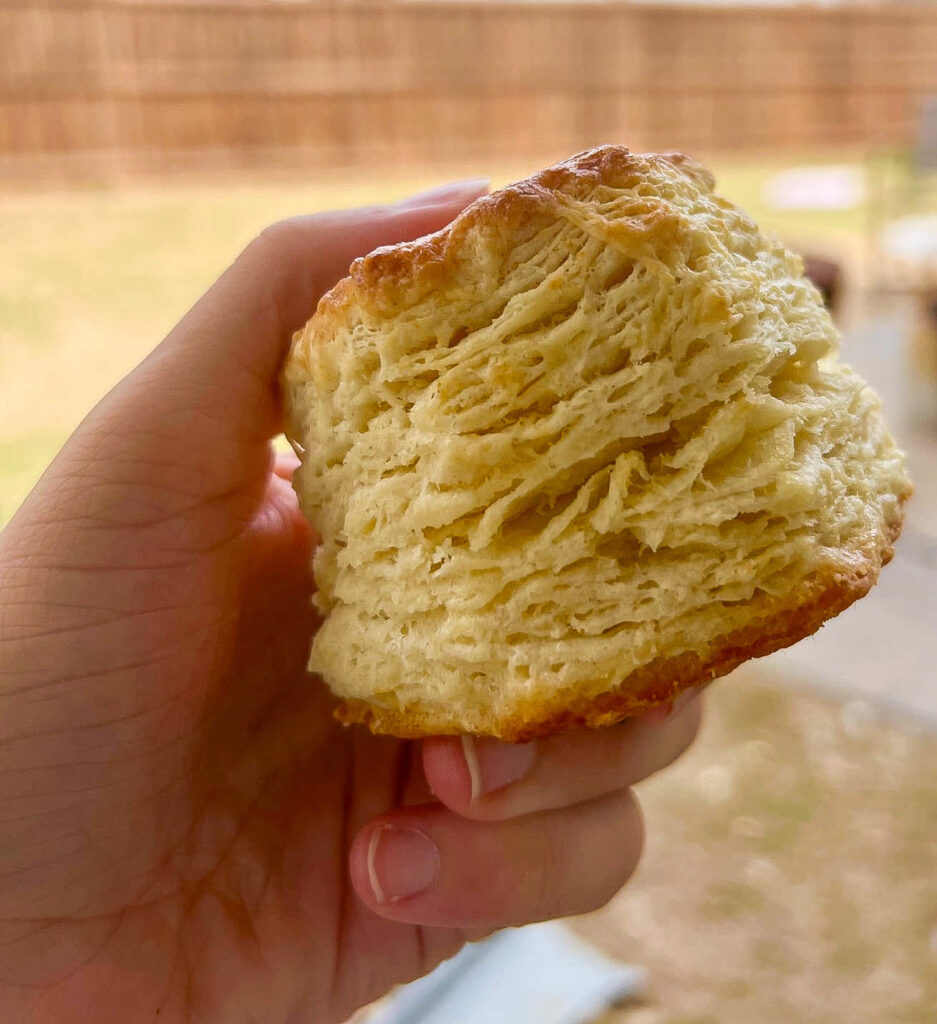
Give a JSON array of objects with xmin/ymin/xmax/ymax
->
[{"xmin": 282, "ymin": 146, "xmax": 911, "ymax": 740}]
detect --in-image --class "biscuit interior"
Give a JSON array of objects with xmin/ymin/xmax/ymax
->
[{"xmin": 283, "ymin": 146, "xmax": 910, "ymax": 740}]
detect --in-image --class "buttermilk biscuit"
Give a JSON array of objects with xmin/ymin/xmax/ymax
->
[{"xmin": 282, "ymin": 146, "xmax": 910, "ymax": 741}]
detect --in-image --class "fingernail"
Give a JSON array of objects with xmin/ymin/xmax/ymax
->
[
  {"xmin": 367, "ymin": 825, "xmax": 440, "ymax": 904},
  {"xmin": 399, "ymin": 179, "xmax": 490, "ymax": 207},
  {"xmin": 461, "ymin": 735, "xmax": 537, "ymax": 802}
]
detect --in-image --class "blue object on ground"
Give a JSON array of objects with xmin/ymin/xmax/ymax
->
[{"xmin": 366, "ymin": 921, "xmax": 647, "ymax": 1024}]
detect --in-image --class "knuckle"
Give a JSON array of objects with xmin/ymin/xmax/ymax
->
[
  {"xmin": 243, "ymin": 218, "xmax": 309, "ymax": 269},
  {"xmin": 235, "ymin": 219, "xmax": 316, "ymax": 310}
]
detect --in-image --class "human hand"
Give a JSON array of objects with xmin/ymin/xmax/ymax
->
[{"xmin": 0, "ymin": 182, "xmax": 702, "ymax": 1023}]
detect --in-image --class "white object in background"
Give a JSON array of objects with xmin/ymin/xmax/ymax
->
[
  {"xmin": 366, "ymin": 922, "xmax": 647, "ymax": 1024},
  {"xmin": 762, "ymin": 165, "xmax": 866, "ymax": 211},
  {"xmin": 879, "ymin": 215, "xmax": 937, "ymax": 265}
]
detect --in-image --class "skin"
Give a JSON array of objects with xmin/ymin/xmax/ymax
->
[{"xmin": 0, "ymin": 182, "xmax": 702, "ymax": 1024}]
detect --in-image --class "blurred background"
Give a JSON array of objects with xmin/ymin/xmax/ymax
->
[{"xmin": 1, "ymin": 1, "xmax": 936, "ymax": 1021}]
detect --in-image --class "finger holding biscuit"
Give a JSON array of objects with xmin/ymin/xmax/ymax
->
[
  {"xmin": 422, "ymin": 692, "xmax": 703, "ymax": 821},
  {"xmin": 349, "ymin": 788, "xmax": 645, "ymax": 928}
]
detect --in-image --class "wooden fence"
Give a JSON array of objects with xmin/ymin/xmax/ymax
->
[{"xmin": 1, "ymin": 0, "xmax": 936, "ymax": 183}]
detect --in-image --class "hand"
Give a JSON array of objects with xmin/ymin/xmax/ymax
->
[{"xmin": 0, "ymin": 182, "xmax": 702, "ymax": 1024}]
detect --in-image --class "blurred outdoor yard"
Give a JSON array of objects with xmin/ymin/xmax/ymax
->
[
  {"xmin": 2, "ymin": 154, "xmax": 937, "ymax": 1022},
  {"xmin": 585, "ymin": 671, "xmax": 937, "ymax": 1024}
]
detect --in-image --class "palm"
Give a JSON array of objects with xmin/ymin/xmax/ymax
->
[
  {"xmin": 0, "ymin": 452, "xmax": 463, "ymax": 1023},
  {"xmin": 145, "ymin": 475, "xmax": 466, "ymax": 1022}
]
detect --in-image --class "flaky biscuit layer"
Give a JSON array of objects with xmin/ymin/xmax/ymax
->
[{"xmin": 283, "ymin": 146, "xmax": 910, "ymax": 738}]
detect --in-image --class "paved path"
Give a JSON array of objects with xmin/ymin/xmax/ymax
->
[{"xmin": 760, "ymin": 299, "xmax": 937, "ymax": 728}]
